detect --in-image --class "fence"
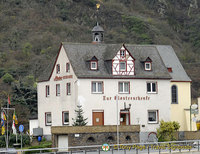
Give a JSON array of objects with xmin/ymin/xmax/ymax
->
[{"xmin": 1, "ymin": 140, "xmax": 200, "ymax": 153}]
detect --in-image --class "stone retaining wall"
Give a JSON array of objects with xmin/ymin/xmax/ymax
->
[{"xmin": 51, "ymin": 125, "xmax": 140, "ymax": 147}]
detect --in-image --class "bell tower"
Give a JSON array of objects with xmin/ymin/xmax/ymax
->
[{"xmin": 92, "ymin": 22, "xmax": 104, "ymax": 43}]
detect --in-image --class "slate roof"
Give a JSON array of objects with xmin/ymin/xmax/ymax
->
[
  {"xmin": 92, "ymin": 23, "xmax": 104, "ymax": 32},
  {"xmin": 156, "ymin": 45, "xmax": 191, "ymax": 82},
  {"xmin": 38, "ymin": 43, "xmax": 191, "ymax": 82},
  {"xmin": 62, "ymin": 43, "xmax": 170, "ymax": 79}
]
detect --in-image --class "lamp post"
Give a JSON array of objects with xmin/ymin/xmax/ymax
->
[{"xmin": 116, "ymin": 95, "xmax": 119, "ymax": 152}]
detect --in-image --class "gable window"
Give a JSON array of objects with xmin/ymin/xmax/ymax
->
[
  {"xmin": 45, "ymin": 112, "xmax": 52, "ymax": 126},
  {"xmin": 120, "ymin": 50, "xmax": 125, "ymax": 58},
  {"xmin": 119, "ymin": 82, "xmax": 130, "ymax": 94},
  {"xmin": 56, "ymin": 84, "xmax": 60, "ymax": 96},
  {"xmin": 148, "ymin": 110, "xmax": 158, "ymax": 124},
  {"xmin": 56, "ymin": 64, "xmax": 60, "ymax": 74},
  {"xmin": 91, "ymin": 61, "xmax": 97, "ymax": 70},
  {"xmin": 46, "ymin": 85, "xmax": 50, "ymax": 97},
  {"xmin": 62, "ymin": 111, "xmax": 69, "ymax": 125},
  {"xmin": 120, "ymin": 62, "xmax": 126, "ymax": 71},
  {"xmin": 92, "ymin": 81, "xmax": 103, "ymax": 93},
  {"xmin": 147, "ymin": 82, "xmax": 157, "ymax": 93},
  {"xmin": 66, "ymin": 83, "xmax": 71, "ymax": 95},
  {"xmin": 145, "ymin": 62, "xmax": 151, "ymax": 71},
  {"xmin": 171, "ymin": 85, "xmax": 178, "ymax": 104},
  {"xmin": 66, "ymin": 63, "xmax": 70, "ymax": 72}
]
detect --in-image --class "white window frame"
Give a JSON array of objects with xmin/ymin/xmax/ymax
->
[
  {"xmin": 92, "ymin": 81, "xmax": 103, "ymax": 94},
  {"xmin": 91, "ymin": 61, "xmax": 97, "ymax": 70},
  {"xmin": 46, "ymin": 85, "xmax": 50, "ymax": 97},
  {"xmin": 45, "ymin": 112, "xmax": 52, "ymax": 126},
  {"xmin": 56, "ymin": 84, "xmax": 60, "ymax": 96},
  {"xmin": 145, "ymin": 62, "xmax": 151, "ymax": 71},
  {"xmin": 119, "ymin": 82, "xmax": 130, "ymax": 94},
  {"xmin": 62, "ymin": 111, "xmax": 69, "ymax": 125},
  {"xmin": 120, "ymin": 50, "xmax": 125, "ymax": 57},
  {"xmin": 66, "ymin": 83, "xmax": 71, "ymax": 95},
  {"xmin": 148, "ymin": 110, "xmax": 158, "ymax": 124},
  {"xmin": 147, "ymin": 82, "xmax": 157, "ymax": 93},
  {"xmin": 119, "ymin": 62, "xmax": 126, "ymax": 71}
]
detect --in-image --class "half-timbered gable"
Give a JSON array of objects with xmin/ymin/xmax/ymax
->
[{"xmin": 112, "ymin": 45, "xmax": 135, "ymax": 76}]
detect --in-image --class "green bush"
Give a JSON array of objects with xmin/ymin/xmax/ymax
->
[
  {"xmin": 0, "ymin": 136, "xmax": 6, "ymax": 148},
  {"xmin": 25, "ymin": 141, "xmax": 52, "ymax": 154},
  {"xmin": 157, "ymin": 120, "xmax": 180, "ymax": 142},
  {"xmin": 1, "ymin": 73, "xmax": 15, "ymax": 84}
]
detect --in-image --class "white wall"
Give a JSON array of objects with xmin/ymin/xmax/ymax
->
[
  {"xmin": 38, "ymin": 45, "xmax": 171, "ymax": 135},
  {"xmin": 78, "ymin": 79, "xmax": 171, "ymax": 132},
  {"xmin": 29, "ymin": 119, "xmax": 38, "ymax": 135},
  {"xmin": 38, "ymin": 46, "xmax": 78, "ymax": 135}
]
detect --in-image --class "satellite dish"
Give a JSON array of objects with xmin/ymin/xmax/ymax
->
[{"xmin": 191, "ymin": 104, "xmax": 198, "ymax": 109}]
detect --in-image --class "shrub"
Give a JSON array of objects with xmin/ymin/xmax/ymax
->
[
  {"xmin": 157, "ymin": 120, "xmax": 180, "ymax": 142},
  {"xmin": 1, "ymin": 73, "xmax": 15, "ymax": 84}
]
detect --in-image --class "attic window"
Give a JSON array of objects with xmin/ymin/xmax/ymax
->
[
  {"xmin": 91, "ymin": 61, "xmax": 97, "ymax": 70},
  {"xmin": 120, "ymin": 50, "xmax": 125, "ymax": 58},
  {"xmin": 56, "ymin": 64, "xmax": 60, "ymax": 74},
  {"xmin": 145, "ymin": 62, "xmax": 151, "ymax": 71}
]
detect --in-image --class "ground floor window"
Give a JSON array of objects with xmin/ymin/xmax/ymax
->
[
  {"xmin": 62, "ymin": 111, "xmax": 69, "ymax": 125},
  {"xmin": 45, "ymin": 112, "xmax": 52, "ymax": 126},
  {"xmin": 148, "ymin": 110, "xmax": 158, "ymax": 124}
]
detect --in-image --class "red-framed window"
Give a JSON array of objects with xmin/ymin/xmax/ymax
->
[
  {"xmin": 66, "ymin": 63, "xmax": 70, "ymax": 72},
  {"xmin": 66, "ymin": 83, "xmax": 71, "ymax": 95},
  {"xmin": 118, "ymin": 82, "xmax": 130, "ymax": 94},
  {"xmin": 56, "ymin": 64, "xmax": 60, "ymax": 74},
  {"xmin": 120, "ymin": 50, "xmax": 126, "ymax": 58},
  {"xmin": 91, "ymin": 81, "xmax": 103, "ymax": 93},
  {"xmin": 62, "ymin": 111, "xmax": 69, "ymax": 125},
  {"xmin": 46, "ymin": 85, "xmax": 50, "ymax": 97},
  {"xmin": 119, "ymin": 61, "xmax": 126, "ymax": 71},
  {"xmin": 45, "ymin": 112, "xmax": 52, "ymax": 126},
  {"xmin": 56, "ymin": 84, "xmax": 60, "ymax": 96}
]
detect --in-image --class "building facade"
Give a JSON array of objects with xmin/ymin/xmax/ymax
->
[{"xmin": 37, "ymin": 24, "xmax": 191, "ymax": 142}]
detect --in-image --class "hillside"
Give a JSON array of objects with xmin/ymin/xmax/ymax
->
[{"xmin": 0, "ymin": 0, "xmax": 200, "ymax": 124}]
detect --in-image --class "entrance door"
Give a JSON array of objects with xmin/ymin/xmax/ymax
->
[
  {"xmin": 120, "ymin": 111, "xmax": 130, "ymax": 125},
  {"xmin": 58, "ymin": 135, "xmax": 68, "ymax": 151},
  {"xmin": 92, "ymin": 111, "xmax": 104, "ymax": 126}
]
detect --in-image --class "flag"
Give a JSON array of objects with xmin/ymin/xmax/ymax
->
[
  {"xmin": 13, "ymin": 112, "xmax": 18, "ymax": 124},
  {"xmin": 8, "ymin": 95, "xmax": 11, "ymax": 105},
  {"xmin": 1, "ymin": 112, "xmax": 6, "ymax": 121},
  {"xmin": 12, "ymin": 120, "xmax": 16, "ymax": 135},
  {"xmin": 1, "ymin": 126, "xmax": 5, "ymax": 135},
  {"xmin": 1, "ymin": 112, "xmax": 6, "ymax": 135}
]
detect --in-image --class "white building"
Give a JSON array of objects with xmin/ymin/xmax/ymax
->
[{"xmin": 37, "ymin": 24, "xmax": 191, "ymax": 140}]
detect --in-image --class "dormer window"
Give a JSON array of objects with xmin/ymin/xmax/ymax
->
[
  {"xmin": 120, "ymin": 50, "xmax": 125, "ymax": 58},
  {"xmin": 145, "ymin": 62, "xmax": 151, "ymax": 71},
  {"xmin": 143, "ymin": 57, "xmax": 152, "ymax": 71},
  {"xmin": 91, "ymin": 61, "xmax": 97, "ymax": 70},
  {"xmin": 89, "ymin": 56, "xmax": 98, "ymax": 70},
  {"xmin": 120, "ymin": 61, "xmax": 126, "ymax": 71}
]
